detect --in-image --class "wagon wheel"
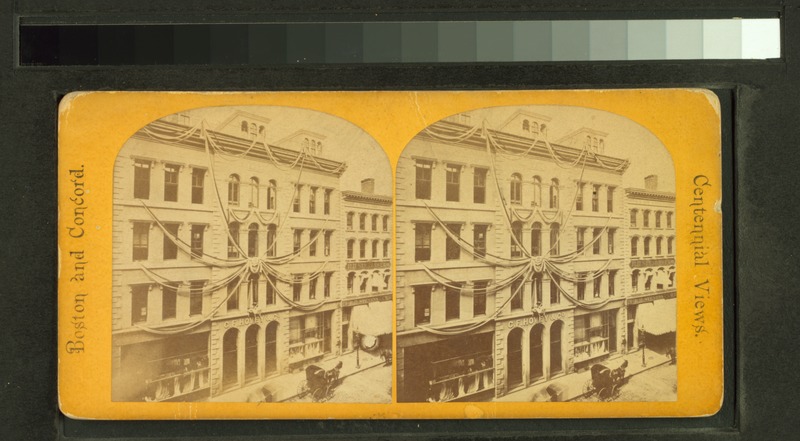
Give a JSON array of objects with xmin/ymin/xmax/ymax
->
[
  {"xmin": 609, "ymin": 384, "xmax": 620, "ymax": 401},
  {"xmin": 296, "ymin": 380, "xmax": 309, "ymax": 398},
  {"xmin": 598, "ymin": 386, "xmax": 611, "ymax": 401},
  {"xmin": 311, "ymin": 385, "xmax": 329, "ymax": 402}
]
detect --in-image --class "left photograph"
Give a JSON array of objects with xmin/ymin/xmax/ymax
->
[{"xmin": 111, "ymin": 106, "xmax": 393, "ymax": 403}]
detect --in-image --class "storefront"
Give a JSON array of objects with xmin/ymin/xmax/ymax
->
[
  {"xmin": 116, "ymin": 331, "xmax": 211, "ymax": 402},
  {"xmin": 401, "ymin": 331, "xmax": 495, "ymax": 403},
  {"xmin": 573, "ymin": 309, "xmax": 619, "ymax": 371},
  {"xmin": 635, "ymin": 298, "xmax": 677, "ymax": 354},
  {"xmin": 348, "ymin": 298, "xmax": 392, "ymax": 352}
]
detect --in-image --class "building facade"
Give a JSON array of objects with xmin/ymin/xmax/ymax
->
[
  {"xmin": 340, "ymin": 179, "xmax": 393, "ymax": 352},
  {"xmin": 111, "ymin": 110, "xmax": 389, "ymax": 402},
  {"xmin": 396, "ymin": 111, "xmax": 662, "ymax": 402},
  {"xmin": 623, "ymin": 176, "xmax": 677, "ymax": 351}
]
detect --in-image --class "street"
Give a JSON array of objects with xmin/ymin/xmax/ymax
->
[
  {"xmin": 573, "ymin": 361, "xmax": 676, "ymax": 402},
  {"xmin": 286, "ymin": 363, "xmax": 392, "ymax": 403}
]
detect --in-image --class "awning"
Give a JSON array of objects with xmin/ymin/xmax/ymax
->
[
  {"xmin": 350, "ymin": 300, "xmax": 392, "ymax": 336},
  {"xmin": 636, "ymin": 298, "xmax": 676, "ymax": 335}
]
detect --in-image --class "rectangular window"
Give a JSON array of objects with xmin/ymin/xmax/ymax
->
[
  {"xmin": 132, "ymin": 222, "xmax": 149, "ymax": 261},
  {"xmin": 575, "ymin": 182, "xmax": 584, "ymax": 210},
  {"xmin": 577, "ymin": 276, "xmax": 586, "ymax": 301},
  {"xmin": 266, "ymin": 275, "xmax": 276, "ymax": 305},
  {"xmin": 643, "ymin": 211, "xmax": 650, "ymax": 228},
  {"xmin": 162, "ymin": 286, "xmax": 177, "ymax": 320},
  {"xmin": 163, "ymin": 223, "xmax": 179, "ymax": 260},
  {"xmin": 576, "ymin": 227, "xmax": 585, "ymax": 253},
  {"xmin": 592, "ymin": 228, "xmax": 601, "ymax": 255},
  {"xmin": 372, "ymin": 240, "xmax": 378, "ymax": 259},
  {"xmin": 131, "ymin": 285, "xmax": 148, "ymax": 324},
  {"xmin": 189, "ymin": 281, "xmax": 203, "ymax": 316},
  {"xmin": 360, "ymin": 240, "xmax": 366, "ymax": 259},
  {"xmin": 550, "ymin": 276, "xmax": 560, "ymax": 304},
  {"xmin": 347, "ymin": 240, "xmax": 354, "ymax": 259},
  {"xmin": 630, "ymin": 210, "xmax": 637, "ymax": 227},
  {"xmin": 473, "ymin": 168, "xmax": 487, "ymax": 204},
  {"xmin": 445, "ymin": 164, "xmax": 460, "ymax": 202},
  {"xmin": 346, "ymin": 213, "xmax": 353, "ymax": 230},
  {"xmin": 228, "ymin": 223, "xmax": 240, "ymax": 258},
  {"xmin": 593, "ymin": 277, "xmax": 602, "ymax": 298},
  {"xmin": 324, "ymin": 272, "xmax": 332, "ymax": 298},
  {"xmin": 607, "ymin": 187, "xmax": 615, "ymax": 212},
  {"xmin": 383, "ymin": 240, "xmax": 389, "ymax": 258},
  {"xmin": 163, "ymin": 164, "xmax": 179, "ymax": 202},
  {"xmin": 631, "ymin": 272, "xmax": 639, "ymax": 291},
  {"xmin": 324, "ymin": 189, "xmax": 331, "ymax": 215},
  {"xmin": 324, "ymin": 231, "xmax": 331, "ymax": 256},
  {"xmin": 227, "ymin": 278, "xmax": 239, "ymax": 311},
  {"xmin": 133, "ymin": 159, "xmax": 151, "ymax": 199},
  {"xmin": 608, "ymin": 270, "xmax": 616, "ymax": 296},
  {"xmin": 445, "ymin": 223, "xmax": 460, "ymax": 261},
  {"xmin": 309, "ymin": 276, "xmax": 317, "ymax": 300},
  {"xmin": 359, "ymin": 214, "xmax": 366, "ymax": 231},
  {"xmin": 415, "ymin": 159, "xmax": 432, "ymax": 200},
  {"xmin": 191, "ymin": 168, "xmax": 205, "ymax": 204},
  {"xmin": 532, "ymin": 274, "xmax": 543, "ymax": 305},
  {"xmin": 190, "ymin": 225, "xmax": 204, "ymax": 258},
  {"xmin": 608, "ymin": 229, "xmax": 615, "ymax": 255},
  {"xmin": 473, "ymin": 224, "xmax": 487, "ymax": 258},
  {"xmin": 309, "ymin": 187, "xmax": 317, "ymax": 214},
  {"xmin": 293, "ymin": 185, "xmax": 301, "ymax": 213},
  {"xmin": 445, "ymin": 285, "xmax": 461, "ymax": 321},
  {"xmin": 473, "ymin": 281, "xmax": 487, "ymax": 316},
  {"xmin": 309, "ymin": 230, "xmax": 318, "ymax": 257},
  {"xmin": 293, "ymin": 229, "xmax": 302, "ymax": 254},
  {"xmin": 592, "ymin": 184, "xmax": 600, "ymax": 212},
  {"xmin": 510, "ymin": 279, "xmax": 523, "ymax": 310},
  {"xmin": 415, "ymin": 223, "xmax": 432, "ymax": 261},
  {"xmin": 414, "ymin": 285, "xmax": 431, "ymax": 326},
  {"xmin": 293, "ymin": 275, "xmax": 302, "ymax": 301}
]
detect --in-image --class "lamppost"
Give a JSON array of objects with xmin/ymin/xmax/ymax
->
[
  {"xmin": 353, "ymin": 330, "xmax": 361, "ymax": 369},
  {"xmin": 639, "ymin": 325, "xmax": 647, "ymax": 367}
]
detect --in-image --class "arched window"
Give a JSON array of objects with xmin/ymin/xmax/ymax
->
[
  {"xmin": 549, "ymin": 223, "xmax": 560, "ymax": 255},
  {"xmin": 585, "ymin": 135, "xmax": 592, "ymax": 149},
  {"xmin": 532, "ymin": 121, "xmax": 540, "ymax": 135},
  {"xmin": 346, "ymin": 212, "xmax": 354, "ymax": 230},
  {"xmin": 655, "ymin": 211, "xmax": 662, "ymax": 228},
  {"xmin": 522, "ymin": 119, "xmax": 530, "ymax": 132},
  {"xmin": 372, "ymin": 214, "xmax": 378, "ymax": 231},
  {"xmin": 359, "ymin": 239, "xmax": 367, "ymax": 259},
  {"xmin": 656, "ymin": 237, "xmax": 663, "ymax": 255},
  {"xmin": 347, "ymin": 272, "xmax": 356, "ymax": 294},
  {"xmin": 630, "ymin": 209, "xmax": 638, "ymax": 227},
  {"xmin": 372, "ymin": 240, "xmax": 379, "ymax": 258},
  {"xmin": 228, "ymin": 174, "xmax": 240, "ymax": 205},
  {"xmin": 241, "ymin": 121, "xmax": 248, "ymax": 132},
  {"xmin": 383, "ymin": 240, "xmax": 390, "ymax": 258},
  {"xmin": 643, "ymin": 210, "xmax": 651, "ymax": 228},
  {"xmin": 359, "ymin": 213, "xmax": 367, "ymax": 231},
  {"xmin": 532, "ymin": 176, "xmax": 542, "ymax": 207},
  {"xmin": 667, "ymin": 236, "xmax": 674, "ymax": 255},
  {"xmin": 383, "ymin": 215, "xmax": 389, "ymax": 232},
  {"xmin": 510, "ymin": 221, "xmax": 523, "ymax": 258},
  {"xmin": 510, "ymin": 173, "xmax": 522, "ymax": 204},
  {"xmin": 550, "ymin": 321, "xmax": 563, "ymax": 374},
  {"xmin": 250, "ymin": 177, "xmax": 259, "ymax": 207},
  {"xmin": 248, "ymin": 223, "xmax": 259, "ymax": 257},
  {"xmin": 592, "ymin": 137, "xmax": 599, "ymax": 152},
  {"xmin": 360, "ymin": 272, "xmax": 368, "ymax": 293},
  {"xmin": 644, "ymin": 236, "xmax": 651, "ymax": 256},
  {"xmin": 631, "ymin": 236, "xmax": 639, "ymax": 256},
  {"xmin": 549, "ymin": 179, "xmax": 560, "ymax": 209},
  {"xmin": 222, "ymin": 328, "xmax": 239, "ymax": 388},
  {"xmin": 631, "ymin": 269, "xmax": 640, "ymax": 291},
  {"xmin": 529, "ymin": 324, "xmax": 544, "ymax": 380},
  {"xmin": 666, "ymin": 212, "xmax": 673, "ymax": 228},
  {"xmin": 507, "ymin": 328, "xmax": 523, "ymax": 388},
  {"xmin": 266, "ymin": 224, "xmax": 277, "ymax": 257},
  {"xmin": 228, "ymin": 222, "xmax": 240, "ymax": 258},
  {"xmin": 347, "ymin": 239, "xmax": 355, "ymax": 259},
  {"xmin": 267, "ymin": 180, "xmax": 277, "ymax": 210},
  {"xmin": 531, "ymin": 222, "xmax": 542, "ymax": 256}
]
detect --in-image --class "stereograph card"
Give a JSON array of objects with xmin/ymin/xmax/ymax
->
[{"xmin": 57, "ymin": 90, "xmax": 723, "ymax": 419}]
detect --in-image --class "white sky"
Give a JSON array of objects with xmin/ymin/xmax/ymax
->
[
  {"xmin": 458, "ymin": 105, "xmax": 676, "ymax": 191},
  {"xmin": 180, "ymin": 105, "xmax": 392, "ymax": 195}
]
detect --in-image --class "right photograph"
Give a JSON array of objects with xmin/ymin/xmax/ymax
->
[{"xmin": 395, "ymin": 105, "xmax": 677, "ymax": 403}]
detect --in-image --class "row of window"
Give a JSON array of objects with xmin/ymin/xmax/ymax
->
[
  {"xmin": 291, "ymin": 273, "xmax": 335, "ymax": 302},
  {"xmin": 346, "ymin": 212, "xmax": 390, "ymax": 232},
  {"xmin": 346, "ymin": 239, "xmax": 391, "ymax": 260},
  {"xmin": 630, "ymin": 209, "xmax": 673, "ymax": 229},
  {"xmin": 412, "ymin": 222, "xmax": 617, "ymax": 262},
  {"xmin": 412, "ymin": 271, "xmax": 618, "ymax": 328},
  {"xmin": 630, "ymin": 236, "xmax": 675, "ymax": 257},
  {"xmin": 134, "ymin": 159, "xmax": 206, "ymax": 204},
  {"xmin": 630, "ymin": 269, "xmax": 675, "ymax": 292},
  {"xmin": 130, "ymin": 282, "xmax": 205, "ymax": 324},
  {"xmin": 291, "ymin": 184, "xmax": 333, "ymax": 215},
  {"xmin": 227, "ymin": 175, "xmax": 281, "ymax": 210},
  {"xmin": 132, "ymin": 222, "xmax": 206, "ymax": 262},
  {"xmin": 345, "ymin": 270, "xmax": 392, "ymax": 294},
  {"xmin": 575, "ymin": 182, "xmax": 615, "ymax": 213}
]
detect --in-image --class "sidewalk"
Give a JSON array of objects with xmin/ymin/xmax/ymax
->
[
  {"xmin": 209, "ymin": 349, "xmax": 387, "ymax": 402},
  {"xmin": 495, "ymin": 348, "xmax": 673, "ymax": 402}
]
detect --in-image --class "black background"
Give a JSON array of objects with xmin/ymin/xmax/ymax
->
[{"xmin": 0, "ymin": 0, "xmax": 797, "ymax": 439}]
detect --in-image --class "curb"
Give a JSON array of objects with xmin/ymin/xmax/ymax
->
[{"xmin": 277, "ymin": 360, "xmax": 388, "ymax": 402}]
